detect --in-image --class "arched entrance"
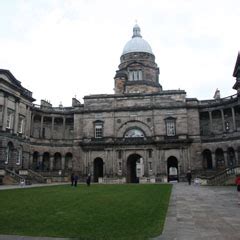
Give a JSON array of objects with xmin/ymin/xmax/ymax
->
[
  {"xmin": 215, "ymin": 148, "xmax": 225, "ymax": 169},
  {"xmin": 167, "ymin": 156, "xmax": 178, "ymax": 182},
  {"xmin": 65, "ymin": 152, "xmax": 73, "ymax": 171},
  {"xmin": 53, "ymin": 152, "xmax": 62, "ymax": 170},
  {"xmin": 202, "ymin": 149, "xmax": 213, "ymax": 169},
  {"xmin": 93, "ymin": 158, "xmax": 104, "ymax": 182},
  {"xmin": 127, "ymin": 154, "xmax": 143, "ymax": 183},
  {"xmin": 32, "ymin": 151, "xmax": 39, "ymax": 170},
  {"xmin": 42, "ymin": 152, "xmax": 50, "ymax": 171}
]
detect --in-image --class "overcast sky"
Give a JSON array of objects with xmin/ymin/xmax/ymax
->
[{"xmin": 0, "ymin": 0, "xmax": 239, "ymax": 107}]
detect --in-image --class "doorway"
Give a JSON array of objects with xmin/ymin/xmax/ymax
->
[
  {"xmin": 167, "ymin": 156, "xmax": 178, "ymax": 182},
  {"xmin": 93, "ymin": 158, "xmax": 104, "ymax": 182},
  {"xmin": 127, "ymin": 154, "xmax": 142, "ymax": 183}
]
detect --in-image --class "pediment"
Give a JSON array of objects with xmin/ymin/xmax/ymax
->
[{"xmin": 0, "ymin": 69, "xmax": 21, "ymax": 87}]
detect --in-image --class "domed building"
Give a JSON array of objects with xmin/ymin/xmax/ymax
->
[{"xmin": 0, "ymin": 25, "xmax": 240, "ymax": 184}]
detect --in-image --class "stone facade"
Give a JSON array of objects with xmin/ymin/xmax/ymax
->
[{"xmin": 0, "ymin": 26, "xmax": 240, "ymax": 183}]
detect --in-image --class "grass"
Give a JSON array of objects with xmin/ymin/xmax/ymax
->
[{"xmin": 0, "ymin": 184, "xmax": 172, "ymax": 240}]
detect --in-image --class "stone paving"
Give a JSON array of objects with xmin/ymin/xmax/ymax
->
[
  {"xmin": 153, "ymin": 183, "xmax": 240, "ymax": 240},
  {"xmin": 0, "ymin": 183, "xmax": 240, "ymax": 239}
]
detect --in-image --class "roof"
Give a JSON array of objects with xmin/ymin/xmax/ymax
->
[{"xmin": 122, "ymin": 24, "xmax": 153, "ymax": 56}]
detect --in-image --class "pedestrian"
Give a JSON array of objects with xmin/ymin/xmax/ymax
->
[
  {"xmin": 235, "ymin": 174, "xmax": 240, "ymax": 204},
  {"xmin": 70, "ymin": 173, "xmax": 74, "ymax": 186},
  {"xmin": 74, "ymin": 174, "xmax": 79, "ymax": 187},
  {"xmin": 186, "ymin": 169, "xmax": 192, "ymax": 185},
  {"xmin": 86, "ymin": 174, "xmax": 91, "ymax": 186}
]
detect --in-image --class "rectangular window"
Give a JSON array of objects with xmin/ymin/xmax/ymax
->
[
  {"xmin": 6, "ymin": 111, "xmax": 13, "ymax": 129},
  {"xmin": 16, "ymin": 148, "xmax": 22, "ymax": 165},
  {"xmin": 129, "ymin": 70, "xmax": 142, "ymax": 81},
  {"xmin": 95, "ymin": 124, "xmax": 103, "ymax": 138},
  {"xmin": 118, "ymin": 150, "xmax": 122, "ymax": 159},
  {"xmin": 148, "ymin": 149, "xmax": 153, "ymax": 158},
  {"xmin": 166, "ymin": 120, "xmax": 176, "ymax": 136},
  {"xmin": 18, "ymin": 116, "xmax": 25, "ymax": 133}
]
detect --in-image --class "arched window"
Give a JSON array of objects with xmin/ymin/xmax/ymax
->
[
  {"xmin": 5, "ymin": 142, "xmax": 14, "ymax": 164},
  {"xmin": 124, "ymin": 128, "xmax": 145, "ymax": 138},
  {"xmin": 16, "ymin": 146, "xmax": 23, "ymax": 165}
]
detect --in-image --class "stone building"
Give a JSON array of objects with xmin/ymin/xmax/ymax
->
[{"xmin": 0, "ymin": 24, "xmax": 240, "ymax": 184}]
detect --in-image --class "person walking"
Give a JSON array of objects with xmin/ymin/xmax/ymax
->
[
  {"xmin": 235, "ymin": 174, "xmax": 240, "ymax": 204},
  {"xmin": 70, "ymin": 173, "xmax": 74, "ymax": 187},
  {"xmin": 74, "ymin": 174, "xmax": 79, "ymax": 187},
  {"xmin": 86, "ymin": 174, "xmax": 91, "ymax": 187},
  {"xmin": 186, "ymin": 169, "xmax": 192, "ymax": 185}
]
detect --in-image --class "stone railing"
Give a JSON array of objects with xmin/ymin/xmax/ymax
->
[
  {"xmin": 5, "ymin": 168, "xmax": 25, "ymax": 183},
  {"xmin": 200, "ymin": 165, "xmax": 240, "ymax": 185},
  {"xmin": 27, "ymin": 169, "xmax": 46, "ymax": 183}
]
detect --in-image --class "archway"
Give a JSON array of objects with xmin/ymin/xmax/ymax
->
[
  {"xmin": 215, "ymin": 148, "xmax": 225, "ymax": 169},
  {"xmin": 53, "ymin": 152, "xmax": 62, "ymax": 170},
  {"xmin": 227, "ymin": 147, "xmax": 236, "ymax": 167},
  {"xmin": 65, "ymin": 152, "xmax": 73, "ymax": 170},
  {"xmin": 93, "ymin": 158, "xmax": 104, "ymax": 182},
  {"xmin": 127, "ymin": 154, "xmax": 142, "ymax": 183},
  {"xmin": 167, "ymin": 156, "xmax": 178, "ymax": 182},
  {"xmin": 42, "ymin": 152, "xmax": 50, "ymax": 171},
  {"xmin": 32, "ymin": 151, "xmax": 39, "ymax": 170},
  {"xmin": 202, "ymin": 149, "xmax": 213, "ymax": 169}
]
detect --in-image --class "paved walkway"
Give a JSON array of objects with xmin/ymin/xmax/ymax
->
[
  {"xmin": 153, "ymin": 183, "xmax": 240, "ymax": 240},
  {"xmin": 1, "ymin": 183, "xmax": 240, "ymax": 239}
]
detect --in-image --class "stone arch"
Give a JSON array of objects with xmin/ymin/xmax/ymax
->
[
  {"xmin": 215, "ymin": 148, "xmax": 225, "ymax": 169},
  {"xmin": 227, "ymin": 147, "xmax": 236, "ymax": 167},
  {"xmin": 42, "ymin": 152, "xmax": 50, "ymax": 171},
  {"xmin": 117, "ymin": 120, "xmax": 152, "ymax": 138},
  {"xmin": 93, "ymin": 157, "xmax": 104, "ymax": 183},
  {"xmin": 126, "ymin": 154, "xmax": 143, "ymax": 183},
  {"xmin": 53, "ymin": 152, "xmax": 62, "ymax": 171},
  {"xmin": 167, "ymin": 156, "xmax": 178, "ymax": 182},
  {"xmin": 32, "ymin": 151, "xmax": 39, "ymax": 170},
  {"xmin": 65, "ymin": 152, "xmax": 73, "ymax": 170},
  {"xmin": 202, "ymin": 149, "xmax": 213, "ymax": 169}
]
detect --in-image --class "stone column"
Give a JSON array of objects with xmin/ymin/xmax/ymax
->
[
  {"xmin": 51, "ymin": 116, "xmax": 55, "ymax": 139},
  {"xmin": 208, "ymin": 111, "xmax": 213, "ymax": 134},
  {"xmin": 220, "ymin": 109, "xmax": 225, "ymax": 132},
  {"xmin": 13, "ymin": 99, "xmax": 20, "ymax": 134},
  {"xmin": 30, "ymin": 113, "xmax": 35, "ymax": 137},
  {"xmin": 25, "ymin": 106, "xmax": 31, "ymax": 137},
  {"xmin": 39, "ymin": 154, "xmax": 43, "ymax": 171},
  {"xmin": 62, "ymin": 117, "xmax": 66, "ymax": 139},
  {"xmin": 2, "ymin": 93, "xmax": 8, "ymax": 130},
  {"xmin": 211, "ymin": 152, "xmax": 216, "ymax": 169},
  {"xmin": 144, "ymin": 149, "xmax": 148, "ymax": 177},
  {"xmin": 231, "ymin": 107, "xmax": 236, "ymax": 131},
  {"xmin": 40, "ymin": 115, "xmax": 44, "ymax": 138},
  {"xmin": 50, "ymin": 156, "xmax": 54, "ymax": 171},
  {"xmin": 61, "ymin": 156, "xmax": 65, "ymax": 170},
  {"xmin": 224, "ymin": 151, "xmax": 228, "ymax": 167}
]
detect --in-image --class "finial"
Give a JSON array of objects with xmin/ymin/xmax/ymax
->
[{"xmin": 132, "ymin": 22, "xmax": 142, "ymax": 38}]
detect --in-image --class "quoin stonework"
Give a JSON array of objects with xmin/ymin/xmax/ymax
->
[{"xmin": 1, "ymin": 24, "xmax": 240, "ymax": 184}]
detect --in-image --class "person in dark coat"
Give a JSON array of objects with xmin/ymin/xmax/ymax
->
[
  {"xmin": 74, "ymin": 174, "xmax": 79, "ymax": 187},
  {"xmin": 70, "ymin": 173, "xmax": 74, "ymax": 186},
  {"xmin": 186, "ymin": 169, "xmax": 192, "ymax": 185},
  {"xmin": 86, "ymin": 174, "xmax": 91, "ymax": 186}
]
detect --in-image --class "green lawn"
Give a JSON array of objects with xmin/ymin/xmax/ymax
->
[{"xmin": 0, "ymin": 184, "xmax": 172, "ymax": 240}]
